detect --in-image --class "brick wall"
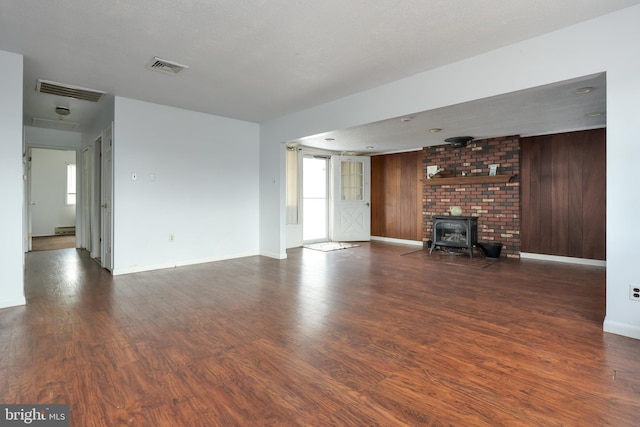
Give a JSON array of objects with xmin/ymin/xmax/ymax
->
[{"xmin": 423, "ymin": 136, "xmax": 521, "ymax": 258}]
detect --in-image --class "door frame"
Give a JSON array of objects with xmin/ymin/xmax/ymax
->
[
  {"xmin": 302, "ymin": 154, "xmax": 330, "ymax": 244},
  {"xmin": 101, "ymin": 123, "xmax": 114, "ymax": 271},
  {"xmin": 24, "ymin": 145, "xmax": 81, "ymax": 252}
]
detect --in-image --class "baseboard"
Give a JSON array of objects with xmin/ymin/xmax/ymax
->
[
  {"xmin": 260, "ymin": 250, "xmax": 288, "ymax": 260},
  {"xmin": 0, "ymin": 297, "xmax": 26, "ymax": 310},
  {"xmin": 520, "ymin": 252, "xmax": 606, "ymax": 267},
  {"xmin": 371, "ymin": 236, "xmax": 423, "ymax": 246},
  {"xmin": 603, "ymin": 318, "xmax": 640, "ymax": 340}
]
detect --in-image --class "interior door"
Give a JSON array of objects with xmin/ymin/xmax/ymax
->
[
  {"xmin": 101, "ymin": 124, "xmax": 113, "ymax": 271},
  {"xmin": 331, "ymin": 155, "xmax": 371, "ymax": 241},
  {"xmin": 26, "ymin": 148, "xmax": 33, "ymax": 252},
  {"xmin": 82, "ymin": 147, "xmax": 92, "ymax": 251}
]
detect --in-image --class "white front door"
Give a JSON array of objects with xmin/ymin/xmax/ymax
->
[
  {"xmin": 331, "ymin": 155, "xmax": 371, "ymax": 242},
  {"xmin": 101, "ymin": 124, "xmax": 113, "ymax": 271}
]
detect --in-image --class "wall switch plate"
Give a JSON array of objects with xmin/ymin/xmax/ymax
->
[{"xmin": 630, "ymin": 285, "xmax": 640, "ymax": 301}]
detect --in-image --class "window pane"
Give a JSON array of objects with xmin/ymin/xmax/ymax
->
[
  {"xmin": 67, "ymin": 164, "xmax": 76, "ymax": 205},
  {"xmin": 341, "ymin": 160, "xmax": 363, "ymax": 201}
]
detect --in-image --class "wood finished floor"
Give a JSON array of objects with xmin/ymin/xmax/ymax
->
[
  {"xmin": 31, "ymin": 235, "xmax": 76, "ymax": 251},
  {"xmin": 1, "ymin": 243, "xmax": 639, "ymax": 426}
]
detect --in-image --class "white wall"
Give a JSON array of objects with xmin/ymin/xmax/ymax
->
[
  {"xmin": 260, "ymin": 5, "xmax": 640, "ymax": 339},
  {"xmin": 113, "ymin": 97, "xmax": 260, "ymax": 274},
  {"xmin": 30, "ymin": 148, "xmax": 76, "ymax": 236},
  {"xmin": 0, "ymin": 50, "xmax": 24, "ymax": 309}
]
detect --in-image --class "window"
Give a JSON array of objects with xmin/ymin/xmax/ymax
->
[
  {"xmin": 66, "ymin": 163, "xmax": 76, "ymax": 205},
  {"xmin": 341, "ymin": 160, "xmax": 363, "ymax": 200}
]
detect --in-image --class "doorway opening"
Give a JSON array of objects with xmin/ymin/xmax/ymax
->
[
  {"xmin": 302, "ymin": 155, "xmax": 329, "ymax": 243},
  {"xmin": 28, "ymin": 147, "xmax": 77, "ymax": 251}
]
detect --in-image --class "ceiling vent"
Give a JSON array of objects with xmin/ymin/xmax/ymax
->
[
  {"xmin": 146, "ymin": 56, "xmax": 189, "ymax": 75},
  {"xmin": 32, "ymin": 117, "xmax": 80, "ymax": 132},
  {"xmin": 36, "ymin": 79, "xmax": 106, "ymax": 102}
]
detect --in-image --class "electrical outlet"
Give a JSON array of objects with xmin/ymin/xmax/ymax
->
[{"xmin": 630, "ymin": 285, "xmax": 640, "ymax": 301}]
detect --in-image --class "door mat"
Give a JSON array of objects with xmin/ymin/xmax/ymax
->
[{"xmin": 303, "ymin": 242, "xmax": 360, "ymax": 252}]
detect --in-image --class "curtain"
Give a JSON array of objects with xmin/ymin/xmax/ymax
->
[{"xmin": 286, "ymin": 148, "xmax": 299, "ymax": 224}]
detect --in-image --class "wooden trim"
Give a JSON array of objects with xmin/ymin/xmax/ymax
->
[{"xmin": 426, "ymin": 175, "xmax": 514, "ymax": 185}]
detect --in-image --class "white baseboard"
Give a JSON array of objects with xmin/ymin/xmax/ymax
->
[
  {"xmin": 603, "ymin": 318, "xmax": 640, "ymax": 340},
  {"xmin": 261, "ymin": 250, "xmax": 287, "ymax": 260},
  {"xmin": 0, "ymin": 297, "xmax": 26, "ymax": 310},
  {"xmin": 520, "ymin": 252, "xmax": 606, "ymax": 267},
  {"xmin": 371, "ymin": 236, "xmax": 423, "ymax": 246}
]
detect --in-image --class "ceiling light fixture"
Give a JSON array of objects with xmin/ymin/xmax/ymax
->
[
  {"xmin": 429, "ymin": 128, "xmax": 442, "ymax": 133},
  {"xmin": 586, "ymin": 111, "xmax": 603, "ymax": 117},
  {"xmin": 324, "ymin": 137, "xmax": 335, "ymax": 142},
  {"xmin": 55, "ymin": 105, "xmax": 71, "ymax": 116},
  {"xmin": 365, "ymin": 146, "xmax": 374, "ymax": 150},
  {"xmin": 574, "ymin": 86, "xmax": 594, "ymax": 94},
  {"xmin": 400, "ymin": 117, "xmax": 414, "ymax": 123}
]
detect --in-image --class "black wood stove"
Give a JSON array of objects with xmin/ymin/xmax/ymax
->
[{"xmin": 429, "ymin": 216, "xmax": 478, "ymax": 259}]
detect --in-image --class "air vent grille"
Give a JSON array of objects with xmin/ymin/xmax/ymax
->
[
  {"xmin": 147, "ymin": 57, "xmax": 189, "ymax": 75},
  {"xmin": 32, "ymin": 117, "xmax": 80, "ymax": 132},
  {"xmin": 36, "ymin": 79, "xmax": 106, "ymax": 102}
]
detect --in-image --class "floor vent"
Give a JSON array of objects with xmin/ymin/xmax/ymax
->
[
  {"xmin": 36, "ymin": 79, "xmax": 107, "ymax": 102},
  {"xmin": 146, "ymin": 56, "xmax": 189, "ymax": 75},
  {"xmin": 55, "ymin": 226, "xmax": 76, "ymax": 235}
]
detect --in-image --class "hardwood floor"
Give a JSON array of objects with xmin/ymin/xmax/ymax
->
[
  {"xmin": 31, "ymin": 235, "xmax": 76, "ymax": 251},
  {"xmin": 1, "ymin": 244, "xmax": 639, "ymax": 426}
]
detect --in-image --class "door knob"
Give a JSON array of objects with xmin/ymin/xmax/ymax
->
[{"xmin": 365, "ymin": 202, "xmax": 370, "ymax": 207}]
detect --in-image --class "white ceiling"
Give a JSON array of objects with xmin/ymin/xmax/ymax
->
[
  {"xmin": 293, "ymin": 73, "xmax": 606, "ymax": 153},
  {"xmin": 1, "ymin": 1, "xmax": 637, "ymax": 151}
]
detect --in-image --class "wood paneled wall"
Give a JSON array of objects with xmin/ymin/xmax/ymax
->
[
  {"xmin": 520, "ymin": 129, "xmax": 606, "ymax": 260},
  {"xmin": 371, "ymin": 151, "xmax": 423, "ymax": 241}
]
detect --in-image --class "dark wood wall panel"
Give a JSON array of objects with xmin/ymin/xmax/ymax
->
[
  {"xmin": 521, "ymin": 129, "xmax": 605, "ymax": 260},
  {"xmin": 540, "ymin": 140, "xmax": 553, "ymax": 254},
  {"xmin": 581, "ymin": 130, "xmax": 606, "ymax": 260},
  {"xmin": 370, "ymin": 156, "xmax": 385, "ymax": 237},
  {"xmin": 370, "ymin": 151, "xmax": 422, "ymax": 241},
  {"xmin": 384, "ymin": 155, "xmax": 400, "ymax": 236}
]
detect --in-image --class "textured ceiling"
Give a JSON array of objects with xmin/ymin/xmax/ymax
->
[{"xmin": 1, "ymin": 0, "xmax": 638, "ymax": 149}]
